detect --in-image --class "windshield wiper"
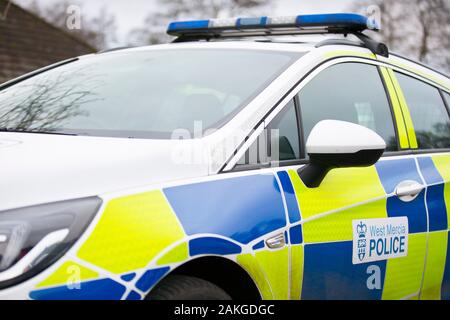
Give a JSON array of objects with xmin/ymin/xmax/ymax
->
[{"xmin": 0, "ymin": 128, "xmax": 78, "ymax": 136}]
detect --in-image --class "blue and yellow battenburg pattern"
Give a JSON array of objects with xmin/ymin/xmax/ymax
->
[{"xmin": 29, "ymin": 155, "xmax": 450, "ymax": 300}]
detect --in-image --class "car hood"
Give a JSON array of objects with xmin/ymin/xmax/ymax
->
[{"xmin": 0, "ymin": 133, "xmax": 209, "ymax": 211}]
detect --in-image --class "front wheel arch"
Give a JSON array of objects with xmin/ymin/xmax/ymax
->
[{"xmin": 147, "ymin": 256, "xmax": 261, "ymax": 300}]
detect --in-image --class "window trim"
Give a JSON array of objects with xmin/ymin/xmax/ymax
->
[{"xmin": 223, "ymin": 56, "xmax": 450, "ymax": 173}]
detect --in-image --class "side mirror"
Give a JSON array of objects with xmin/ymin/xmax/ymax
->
[{"xmin": 298, "ymin": 120, "xmax": 386, "ymax": 188}]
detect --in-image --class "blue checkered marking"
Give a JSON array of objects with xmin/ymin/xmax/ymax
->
[
  {"xmin": 189, "ymin": 237, "xmax": 242, "ymax": 256},
  {"xmin": 136, "ymin": 267, "xmax": 170, "ymax": 292},
  {"xmin": 302, "ymin": 241, "xmax": 386, "ymax": 300},
  {"xmin": 164, "ymin": 174, "xmax": 286, "ymax": 245},
  {"xmin": 289, "ymin": 225, "xmax": 303, "ymax": 245},
  {"xmin": 417, "ymin": 157, "xmax": 448, "ymax": 231},
  {"xmin": 126, "ymin": 291, "xmax": 141, "ymax": 300},
  {"xmin": 252, "ymin": 240, "xmax": 265, "ymax": 250},
  {"xmin": 277, "ymin": 171, "xmax": 301, "ymax": 223},
  {"xmin": 29, "ymin": 278, "xmax": 126, "ymax": 300}
]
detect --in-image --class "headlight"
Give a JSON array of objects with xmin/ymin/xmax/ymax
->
[{"xmin": 0, "ymin": 197, "xmax": 102, "ymax": 289}]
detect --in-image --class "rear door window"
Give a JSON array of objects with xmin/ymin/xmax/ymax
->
[{"xmin": 395, "ymin": 72, "xmax": 450, "ymax": 149}]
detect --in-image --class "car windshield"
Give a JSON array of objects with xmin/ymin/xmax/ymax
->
[{"xmin": 0, "ymin": 48, "xmax": 302, "ymax": 139}]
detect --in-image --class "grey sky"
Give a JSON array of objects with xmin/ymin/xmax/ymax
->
[{"xmin": 15, "ymin": 0, "xmax": 355, "ymax": 44}]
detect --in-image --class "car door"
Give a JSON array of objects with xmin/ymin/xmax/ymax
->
[
  {"xmin": 289, "ymin": 62, "xmax": 429, "ymax": 300},
  {"xmin": 390, "ymin": 71, "xmax": 450, "ymax": 300},
  {"xmin": 257, "ymin": 61, "xmax": 428, "ymax": 300},
  {"xmin": 232, "ymin": 60, "xmax": 432, "ymax": 300}
]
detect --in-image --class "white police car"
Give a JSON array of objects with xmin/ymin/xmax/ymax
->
[{"xmin": 0, "ymin": 13, "xmax": 449, "ymax": 300}]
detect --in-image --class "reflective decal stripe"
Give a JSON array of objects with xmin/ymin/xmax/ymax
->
[
  {"xmin": 302, "ymin": 199, "xmax": 388, "ymax": 244},
  {"xmin": 254, "ymin": 248, "xmax": 289, "ymax": 300},
  {"xmin": 417, "ymin": 157, "xmax": 448, "ymax": 231},
  {"xmin": 432, "ymin": 155, "xmax": 450, "ymax": 228},
  {"xmin": 380, "ymin": 67, "xmax": 410, "ymax": 149},
  {"xmin": 236, "ymin": 254, "xmax": 273, "ymax": 300},
  {"xmin": 382, "ymin": 233, "xmax": 427, "ymax": 300},
  {"xmin": 29, "ymin": 154, "xmax": 450, "ymax": 300},
  {"xmin": 30, "ymin": 278, "xmax": 126, "ymax": 300},
  {"xmin": 135, "ymin": 267, "xmax": 170, "ymax": 292},
  {"xmin": 31, "ymin": 173, "xmax": 290, "ymax": 300},
  {"xmin": 288, "ymin": 166, "xmax": 387, "ymax": 244},
  {"xmin": 290, "ymin": 245, "xmax": 304, "ymax": 300},
  {"xmin": 289, "ymin": 225, "xmax": 303, "ymax": 245},
  {"xmin": 163, "ymin": 174, "xmax": 287, "ymax": 245},
  {"xmin": 189, "ymin": 237, "xmax": 242, "ymax": 256},
  {"xmin": 286, "ymin": 158, "xmax": 429, "ymax": 299},
  {"xmin": 277, "ymin": 171, "xmax": 301, "ymax": 223},
  {"xmin": 121, "ymin": 273, "xmax": 136, "ymax": 282},
  {"xmin": 285, "ymin": 166, "xmax": 388, "ymax": 299},
  {"xmin": 126, "ymin": 291, "xmax": 141, "ymax": 300},
  {"xmin": 420, "ymin": 231, "xmax": 448, "ymax": 300},
  {"xmin": 252, "ymin": 240, "xmax": 265, "ymax": 250},
  {"xmin": 288, "ymin": 167, "xmax": 385, "ymax": 220},
  {"xmin": 156, "ymin": 242, "xmax": 189, "ymax": 266},
  {"xmin": 77, "ymin": 190, "xmax": 186, "ymax": 274},
  {"xmin": 430, "ymin": 154, "xmax": 450, "ymax": 300},
  {"xmin": 36, "ymin": 261, "xmax": 98, "ymax": 289},
  {"xmin": 302, "ymin": 241, "xmax": 386, "ymax": 300},
  {"xmin": 387, "ymin": 69, "xmax": 419, "ymax": 149}
]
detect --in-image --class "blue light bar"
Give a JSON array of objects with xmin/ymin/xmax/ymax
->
[{"xmin": 167, "ymin": 13, "xmax": 379, "ymax": 38}]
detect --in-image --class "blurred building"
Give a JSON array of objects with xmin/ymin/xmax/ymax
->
[{"xmin": 0, "ymin": 0, "xmax": 95, "ymax": 84}]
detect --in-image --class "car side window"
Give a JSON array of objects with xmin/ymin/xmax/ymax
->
[
  {"xmin": 395, "ymin": 72, "xmax": 450, "ymax": 149},
  {"xmin": 298, "ymin": 62, "xmax": 398, "ymax": 151},
  {"xmin": 237, "ymin": 99, "xmax": 300, "ymax": 166}
]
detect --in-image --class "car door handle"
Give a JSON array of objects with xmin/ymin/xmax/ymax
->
[{"xmin": 395, "ymin": 180, "xmax": 424, "ymax": 202}]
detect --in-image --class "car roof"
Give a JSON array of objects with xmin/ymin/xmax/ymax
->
[
  {"xmin": 93, "ymin": 38, "xmax": 449, "ymax": 91},
  {"xmin": 99, "ymin": 39, "xmax": 315, "ymax": 55},
  {"xmin": 93, "ymin": 12, "xmax": 448, "ymax": 90}
]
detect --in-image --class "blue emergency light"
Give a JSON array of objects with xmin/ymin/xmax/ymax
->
[
  {"xmin": 166, "ymin": 13, "xmax": 388, "ymax": 57},
  {"xmin": 167, "ymin": 13, "xmax": 379, "ymax": 37}
]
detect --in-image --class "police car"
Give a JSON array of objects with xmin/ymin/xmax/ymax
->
[{"xmin": 0, "ymin": 13, "xmax": 449, "ymax": 300}]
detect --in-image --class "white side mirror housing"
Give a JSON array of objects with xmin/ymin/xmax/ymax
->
[
  {"xmin": 298, "ymin": 120, "xmax": 386, "ymax": 188},
  {"xmin": 306, "ymin": 120, "xmax": 386, "ymax": 154}
]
